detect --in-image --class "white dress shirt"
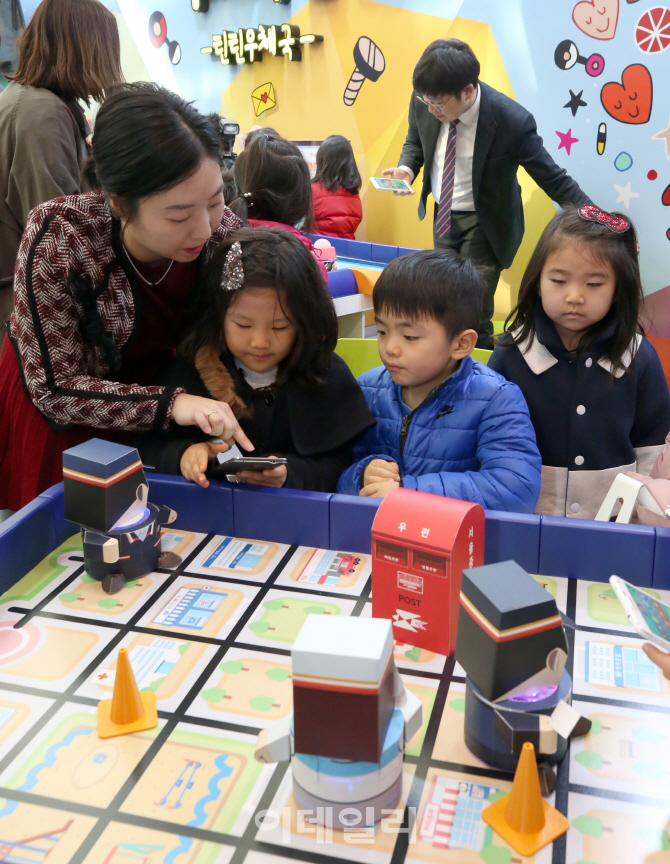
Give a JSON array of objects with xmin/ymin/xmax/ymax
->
[{"xmin": 400, "ymin": 85, "xmax": 481, "ymax": 212}]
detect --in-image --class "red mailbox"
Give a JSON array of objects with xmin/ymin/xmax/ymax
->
[{"xmin": 371, "ymin": 488, "xmax": 485, "ymax": 656}]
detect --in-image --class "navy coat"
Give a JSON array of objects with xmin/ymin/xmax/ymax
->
[{"xmin": 489, "ymin": 310, "xmax": 670, "ymax": 519}]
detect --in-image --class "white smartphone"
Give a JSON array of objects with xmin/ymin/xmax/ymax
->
[
  {"xmin": 370, "ymin": 176, "xmax": 413, "ymax": 192},
  {"xmin": 609, "ymin": 575, "xmax": 670, "ymax": 652}
]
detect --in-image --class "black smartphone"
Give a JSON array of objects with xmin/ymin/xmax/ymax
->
[{"xmin": 212, "ymin": 457, "xmax": 288, "ymax": 475}]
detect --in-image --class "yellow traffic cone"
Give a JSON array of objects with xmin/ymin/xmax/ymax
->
[
  {"xmin": 98, "ymin": 648, "xmax": 157, "ymax": 738},
  {"xmin": 482, "ymin": 742, "xmax": 569, "ymax": 856}
]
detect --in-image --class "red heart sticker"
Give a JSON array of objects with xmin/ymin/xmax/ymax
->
[
  {"xmin": 662, "ymin": 182, "xmax": 670, "ymax": 205},
  {"xmin": 261, "ymin": 92, "xmax": 268, "ymax": 103},
  {"xmin": 600, "ymin": 64, "xmax": 653, "ymax": 124}
]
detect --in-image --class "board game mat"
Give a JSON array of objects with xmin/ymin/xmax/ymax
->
[{"xmin": 0, "ymin": 530, "xmax": 668, "ymax": 864}]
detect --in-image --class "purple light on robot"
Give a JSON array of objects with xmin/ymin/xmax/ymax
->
[{"xmin": 508, "ymin": 684, "xmax": 558, "ymax": 703}]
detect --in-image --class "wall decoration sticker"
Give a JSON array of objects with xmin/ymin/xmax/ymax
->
[
  {"xmin": 565, "ymin": 89, "xmax": 588, "ymax": 115},
  {"xmin": 202, "ymin": 24, "xmax": 323, "ymax": 66},
  {"xmin": 573, "ymin": 0, "xmax": 619, "ymax": 40},
  {"xmin": 601, "ymin": 64, "xmax": 652, "ymax": 124},
  {"xmin": 614, "ymin": 181, "xmax": 640, "ymax": 208},
  {"xmin": 652, "ymin": 114, "xmax": 670, "ymax": 157},
  {"xmin": 648, "ymin": 169, "xmax": 658, "ymax": 179},
  {"xmin": 148, "ymin": 11, "xmax": 181, "ymax": 65},
  {"xmin": 343, "ymin": 36, "xmax": 385, "ymax": 106},
  {"xmin": 635, "ymin": 6, "xmax": 670, "ymax": 54},
  {"xmin": 556, "ymin": 128, "xmax": 579, "ymax": 154},
  {"xmin": 662, "ymin": 182, "xmax": 670, "ymax": 205},
  {"xmin": 597, "ymin": 122, "xmax": 607, "ymax": 153},
  {"xmin": 252, "ymin": 82, "xmax": 277, "ymax": 117},
  {"xmin": 191, "ymin": 0, "xmax": 208, "ymax": 12},
  {"xmin": 614, "ymin": 151, "xmax": 633, "ymax": 170},
  {"xmin": 555, "ymin": 39, "xmax": 605, "ymax": 76}
]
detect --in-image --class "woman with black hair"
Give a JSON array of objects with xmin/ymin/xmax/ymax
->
[
  {"xmin": 0, "ymin": 82, "xmax": 253, "ymax": 510},
  {"xmin": 312, "ymin": 135, "xmax": 363, "ymax": 239},
  {"xmin": 136, "ymin": 228, "xmax": 374, "ymax": 492}
]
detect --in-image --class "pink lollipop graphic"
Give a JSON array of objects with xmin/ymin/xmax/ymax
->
[{"xmin": 343, "ymin": 37, "xmax": 385, "ymax": 106}]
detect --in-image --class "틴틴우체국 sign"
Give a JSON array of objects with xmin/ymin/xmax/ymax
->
[{"xmin": 201, "ymin": 24, "xmax": 323, "ymax": 65}]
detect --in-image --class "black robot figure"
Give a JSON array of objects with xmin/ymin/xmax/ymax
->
[
  {"xmin": 63, "ymin": 439, "xmax": 180, "ymax": 594},
  {"xmin": 455, "ymin": 560, "xmax": 591, "ymax": 793}
]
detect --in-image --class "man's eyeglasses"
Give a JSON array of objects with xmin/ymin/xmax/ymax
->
[{"xmin": 416, "ymin": 94, "xmax": 452, "ymax": 111}]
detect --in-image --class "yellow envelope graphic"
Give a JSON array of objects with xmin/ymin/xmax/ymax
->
[{"xmin": 251, "ymin": 82, "xmax": 276, "ymax": 117}]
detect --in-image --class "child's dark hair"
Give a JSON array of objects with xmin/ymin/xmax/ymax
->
[
  {"xmin": 244, "ymin": 126, "xmax": 281, "ymax": 148},
  {"xmin": 505, "ymin": 207, "xmax": 642, "ymax": 373},
  {"xmin": 230, "ymin": 133, "xmax": 313, "ymax": 229},
  {"xmin": 86, "ymin": 82, "xmax": 221, "ymax": 220},
  {"xmin": 221, "ymin": 170, "xmax": 237, "ymax": 205},
  {"xmin": 373, "ymin": 249, "xmax": 484, "ymax": 337},
  {"xmin": 313, "ymin": 135, "xmax": 362, "ymax": 195},
  {"xmin": 181, "ymin": 227, "xmax": 338, "ymax": 388}
]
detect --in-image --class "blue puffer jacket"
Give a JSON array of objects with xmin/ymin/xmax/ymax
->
[{"xmin": 336, "ymin": 357, "xmax": 542, "ymax": 512}]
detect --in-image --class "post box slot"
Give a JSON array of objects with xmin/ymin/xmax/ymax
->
[
  {"xmin": 375, "ymin": 541, "xmax": 408, "ymax": 566},
  {"xmin": 413, "ymin": 549, "xmax": 447, "ymax": 576}
]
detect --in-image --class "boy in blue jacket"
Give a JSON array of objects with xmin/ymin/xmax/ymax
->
[{"xmin": 336, "ymin": 250, "xmax": 542, "ymax": 512}]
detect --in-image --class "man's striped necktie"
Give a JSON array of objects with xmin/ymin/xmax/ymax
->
[{"xmin": 434, "ymin": 119, "xmax": 460, "ymax": 239}]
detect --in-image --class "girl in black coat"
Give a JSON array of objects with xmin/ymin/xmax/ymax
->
[
  {"xmin": 489, "ymin": 206, "xmax": 670, "ymax": 520},
  {"xmin": 137, "ymin": 227, "xmax": 374, "ymax": 492}
]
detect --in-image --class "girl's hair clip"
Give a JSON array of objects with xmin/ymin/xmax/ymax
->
[
  {"xmin": 579, "ymin": 204, "xmax": 630, "ymax": 233},
  {"xmin": 221, "ymin": 241, "xmax": 244, "ymax": 292},
  {"xmin": 243, "ymin": 192, "xmax": 252, "ymax": 198}
]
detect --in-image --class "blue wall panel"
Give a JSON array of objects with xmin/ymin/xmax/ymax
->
[
  {"xmin": 484, "ymin": 510, "xmax": 541, "ymax": 574},
  {"xmin": 539, "ymin": 516, "xmax": 655, "ymax": 586},
  {"xmin": 330, "ymin": 494, "xmax": 381, "ymax": 554},
  {"xmin": 233, "ymin": 485, "xmax": 331, "ymax": 548}
]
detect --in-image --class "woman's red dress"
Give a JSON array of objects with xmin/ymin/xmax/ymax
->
[{"xmin": 0, "ymin": 258, "xmax": 197, "ymax": 511}]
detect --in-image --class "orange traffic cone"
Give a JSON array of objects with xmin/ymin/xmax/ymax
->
[
  {"xmin": 482, "ymin": 742, "xmax": 569, "ymax": 856},
  {"xmin": 98, "ymin": 648, "xmax": 158, "ymax": 738}
]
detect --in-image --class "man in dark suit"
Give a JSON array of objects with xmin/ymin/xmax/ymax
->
[{"xmin": 383, "ymin": 39, "xmax": 590, "ymax": 348}]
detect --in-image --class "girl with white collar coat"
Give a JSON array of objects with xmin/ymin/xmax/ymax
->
[{"xmin": 489, "ymin": 205, "xmax": 670, "ymax": 520}]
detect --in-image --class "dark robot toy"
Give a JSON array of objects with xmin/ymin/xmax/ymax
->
[{"xmin": 63, "ymin": 439, "xmax": 181, "ymax": 594}]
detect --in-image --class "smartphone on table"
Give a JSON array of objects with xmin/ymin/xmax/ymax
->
[{"xmin": 609, "ymin": 575, "xmax": 670, "ymax": 653}]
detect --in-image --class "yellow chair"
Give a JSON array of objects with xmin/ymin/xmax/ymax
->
[
  {"xmin": 472, "ymin": 348, "xmax": 493, "ymax": 364},
  {"xmin": 335, "ymin": 338, "xmax": 382, "ymax": 378},
  {"xmin": 335, "ymin": 338, "xmax": 492, "ymax": 378}
]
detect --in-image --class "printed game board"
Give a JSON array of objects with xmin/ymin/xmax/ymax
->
[{"xmin": 0, "ymin": 531, "xmax": 668, "ymax": 864}]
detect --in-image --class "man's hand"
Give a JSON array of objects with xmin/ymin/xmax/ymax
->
[
  {"xmin": 381, "ymin": 167, "xmax": 414, "ymax": 196},
  {"xmin": 364, "ymin": 459, "xmax": 400, "ymax": 486},
  {"xmin": 360, "ymin": 479, "xmax": 400, "ymax": 499},
  {"xmin": 180, "ymin": 441, "xmax": 230, "ymax": 488},
  {"xmin": 643, "ymin": 642, "xmax": 670, "ymax": 680},
  {"xmin": 237, "ymin": 457, "xmax": 288, "ymax": 488}
]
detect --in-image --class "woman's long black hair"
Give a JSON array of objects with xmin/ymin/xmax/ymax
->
[
  {"xmin": 505, "ymin": 207, "xmax": 643, "ymax": 373},
  {"xmin": 313, "ymin": 135, "xmax": 361, "ymax": 194},
  {"xmin": 181, "ymin": 227, "xmax": 338, "ymax": 389}
]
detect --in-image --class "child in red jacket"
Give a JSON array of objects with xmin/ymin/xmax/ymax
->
[{"xmin": 312, "ymin": 136, "xmax": 362, "ymax": 239}]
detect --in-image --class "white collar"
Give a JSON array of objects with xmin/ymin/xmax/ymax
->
[
  {"xmin": 515, "ymin": 330, "xmax": 642, "ymax": 378},
  {"xmin": 457, "ymin": 84, "xmax": 481, "ymax": 126},
  {"xmin": 234, "ymin": 358, "xmax": 278, "ymax": 389}
]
